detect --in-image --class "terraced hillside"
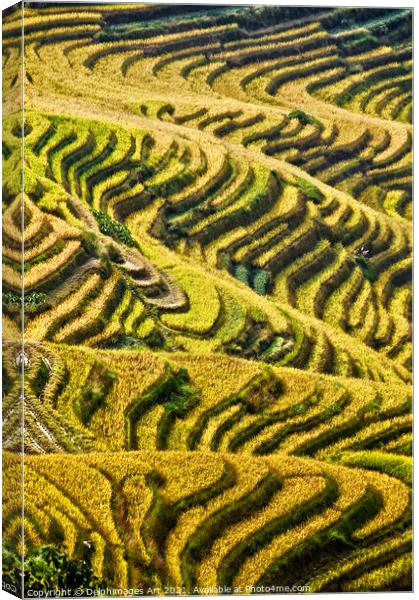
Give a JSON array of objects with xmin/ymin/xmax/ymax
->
[{"xmin": 2, "ymin": 3, "xmax": 412, "ymax": 596}]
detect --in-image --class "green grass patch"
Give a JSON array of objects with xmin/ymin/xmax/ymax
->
[{"xmin": 295, "ymin": 177, "xmax": 324, "ymax": 203}]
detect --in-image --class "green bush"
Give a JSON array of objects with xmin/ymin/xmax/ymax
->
[
  {"xmin": 92, "ymin": 209, "xmax": 137, "ymax": 248},
  {"xmin": 3, "ymin": 291, "xmax": 46, "ymax": 307},
  {"xmin": 235, "ymin": 264, "xmax": 250, "ymax": 286},
  {"xmin": 2, "ymin": 542, "xmax": 106, "ymax": 595},
  {"xmin": 253, "ymin": 269, "xmax": 271, "ymax": 295}
]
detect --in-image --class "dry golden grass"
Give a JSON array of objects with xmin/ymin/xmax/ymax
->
[{"xmin": 2, "ymin": 5, "xmax": 412, "ymax": 594}]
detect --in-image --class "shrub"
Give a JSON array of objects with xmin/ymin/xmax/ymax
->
[
  {"xmin": 3, "ymin": 291, "xmax": 46, "ymax": 307},
  {"xmin": 2, "ymin": 542, "xmax": 106, "ymax": 595},
  {"xmin": 92, "ymin": 209, "xmax": 137, "ymax": 247},
  {"xmin": 235, "ymin": 264, "xmax": 250, "ymax": 286},
  {"xmin": 253, "ymin": 269, "xmax": 271, "ymax": 295}
]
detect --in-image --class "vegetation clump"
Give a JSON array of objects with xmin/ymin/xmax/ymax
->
[
  {"xmin": 295, "ymin": 177, "xmax": 324, "ymax": 203},
  {"xmin": 92, "ymin": 209, "xmax": 137, "ymax": 247},
  {"xmin": 2, "ymin": 542, "xmax": 106, "ymax": 595},
  {"xmin": 3, "ymin": 290, "xmax": 46, "ymax": 307}
]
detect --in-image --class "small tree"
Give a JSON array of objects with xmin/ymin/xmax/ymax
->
[{"xmin": 2, "ymin": 542, "xmax": 106, "ymax": 595}]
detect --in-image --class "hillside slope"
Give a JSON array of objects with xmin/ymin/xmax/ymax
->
[{"xmin": 2, "ymin": 3, "xmax": 412, "ymax": 594}]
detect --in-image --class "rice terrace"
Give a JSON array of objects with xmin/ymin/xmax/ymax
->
[{"xmin": 2, "ymin": 1, "xmax": 412, "ymax": 595}]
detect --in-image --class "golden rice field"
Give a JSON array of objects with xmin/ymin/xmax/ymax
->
[{"xmin": 2, "ymin": 2, "xmax": 412, "ymax": 596}]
